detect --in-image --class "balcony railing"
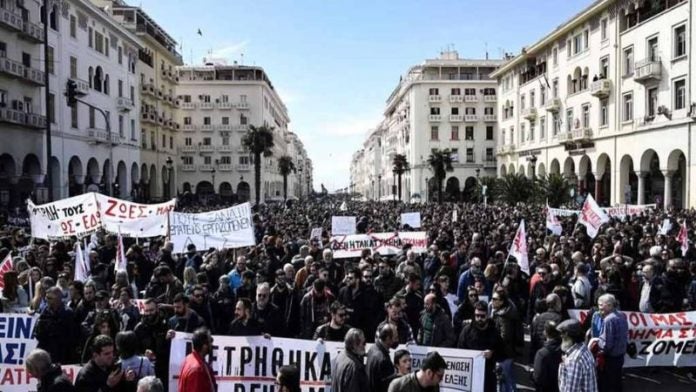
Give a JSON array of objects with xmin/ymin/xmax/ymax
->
[
  {"xmin": 70, "ymin": 78, "xmax": 90, "ymax": 95},
  {"xmin": 87, "ymin": 129, "xmax": 109, "ymax": 144},
  {"xmin": 522, "ymin": 107, "xmax": 537, "ymax": 121},
  {"xmin": 0, "ymin": 108, "xmax": 25, "ymax": 126},
  {"xmin": 179, "ymin": 145, "xmax": 197, "ymax": 153},
  {"xmin": 25, "ymin": 113, "xmax": 46, "ymax": 129},
  {"xmin": 449, "ymin": 115, "xmax": 463, "ymax": 122},
  {"xmin": 199, "ymin": 145, "xmax": 215, "ymax": 153},
  {"xmin": 199, "ymin": 102, "xmax": 215, "ymax": 110},
  {"xmin": 236, "ymin": 164, "xmax": 251, "ymax": 172},
  {"xmin": 0, "ymin": 56, "xmax": 24, "ymax": 79},
  {"xmin": 573, "ymin": 127, "xmax": 593, "ymax": 140},
  {"xmin": 634, "ymin": 59, "xmax": 661, "ymax": 83},
  {"xmin": 218, "ymin": 145, "xmax": 233, "ymax": 152},
  {"xmin": 181, "ymin": 164, "xmax": 196, "ymax": 172},
  {"xmin": 217, "ymin": 124, "xmax": 233, "ymax": 131},
  {"xmin": 182, "ymin": 124, "xmax": 196, "ymax": 132},
  {"xmin": 0, "ymin": 6, "xmax": 23, "ymax": 32},
  {"xmin": 428, "ymin": 114, "xmax": 441, "ymax": 122},
  {"xmin": 237, "ymin": 102, "xmax": 249, "ymax": 110},
  {"xmin": 199, "ymin": 164, "xmax": 214, "ymax": 172},
  {"xmin": 180, "ymin": 102, "xmax": 196, "ymax": 110},
  {"xmin": 590, "ymin": 79, "xmax": 611, "ymax": 98},
  {"xmin": 218, "ymin": 102, "xmax": 234, "ymax": 110},
  {"xmin": 141, "ymin": 84, "xmax": 156, "ymax": 97},
  {"xmin": 483, "ymin": 114, "xmax": 496, "ymax": 122},
  {"xmin": 116, "ymin": 97, "xmax": 134, "ymax": 112},
  {"xmin": 557, "ymin": 132, "xmax": 573, "ymax": 143},
  {"xmin": 219, "ymin": 164, "xmax": 234, "ymax": 171},
  {"xmin": 464, "ymin": 114, "xmax": 479, "ymax": 122},
  {"xmin": 428, "ymin": 95, "xmax": 442, "ymax": 103},
  {"xmin": 200, "ymin": 124, "xmax": 215, "ymax": 132},
  {"xmin": 464, "ymin": 95, "xmax": 478, "ymax": 102},
  {"xmin": 545, "ymin": 98, "xmax": 561, "ymax": 113},
  {"xmin": 448, "ymin": 95, "xmax": 463, "ymax": 103},
  {"xmin": 233, "ymin": 125, "xmax": 249, "ymax": 132},
  {"xmin": 20, "ymin": 21, "xmax": 43, "ymax": 43},
  {"xmin": 483, "ymin": 95, "xmax": 497, "ymax": 102}
]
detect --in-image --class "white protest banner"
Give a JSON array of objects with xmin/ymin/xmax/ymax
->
[
  {"xmin": 603, "ymin": 204, "xmax": 656, "ymax": 220},
  {"xmin": 28, "ymin": 193, "xmax": 101, "ymax": 239},
  {"xmin": 569, "ymin": 309, "xmax": 696, "ymax": 367},
  {"xmin": 0, "ymin": 313, "xmax": 38, "ymax": 366},
  {"xmin": 168, "ymin": 333, "xmax": 485, "ymax": 392},
  {"xmin": 509, "ymin": 219, "xmax": 529, "ymax": 274},
  {"xmin": 330, "ymin": 231, "xmax": 428, "ymax": 258},
  {"xmin": 95, "ymin": 194, "xmax": 175, "ymax": 237},
  {"xmin": 659, "ymin": 218, "xmax": 672, "ymax": 235},
  {"xmin": 0, "ymin": 364, "xmax": 81, "ymax": 392},
  {"xmin": 309, "ymin": 227, "xmax": 323, "ymax": 249},
  {"xmin": 577, "ymin": 194, "xmax": 609, "ymax": 238},
  {"xmin": 401, "ymin": 212, "xmax": 422, "ymax": 228},
  {"xmin": 547, "ymin": 207, "xmax": 579, "ymax": 217},
  {"xmin": 169, "ymin": 203, "xmax": 255, "ymax": 253},
  {"xmin": 545, "ymin": 205, "xmax": 563, "ymax": 236},
  {"xmin": 331, "ymin": 216, "xmax": 356, "ymax": 235}
]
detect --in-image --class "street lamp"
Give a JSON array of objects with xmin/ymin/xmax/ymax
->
[
  {"xmin": 165, "ymin": 156, "xmax": 173, "ymax": 198},
  {"xmin": 529, "ymin": 154, "xmax": 538, "ymax": 180},
  {"xmin": 475, "ymin": 168, "xmax": 480, "ymax": 178},
  {"xmin": 211, "ymin": 162, "xmax": 217, "ymax": 195},
  {"xmin": 378, "ymin": 174, "xmax": 382, "ymax": 200}
]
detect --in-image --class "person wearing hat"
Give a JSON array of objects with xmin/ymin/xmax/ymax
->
[{"xmin": 557, "ymin": 319, "xmax": 597, "ymax": 392}]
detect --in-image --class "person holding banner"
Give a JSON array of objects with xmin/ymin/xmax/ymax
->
[
  {"xmin": 387, "ymin": 351, "xmax": 448, "ymax": 392},
  {"xmin": 177, "ymin": 327, "xmax": 217, "ymax": 392},
  {"xmin": 25, "ymin": 348, "xmax": 77, "ymax": 392}
]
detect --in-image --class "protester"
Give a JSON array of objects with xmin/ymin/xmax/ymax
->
[
  {"xmin": 387, "ymin": 351, "xmax": 447, "ymax": 392},
  {"xmin": 366, "ymin": 323, "xmax": 398, "ymax": 392},
  {"xmin": 331, "ymin": 328, "xmax": 369, "ymax": 392},
  {"xmin": 314, "ymin": 301, "xmax": 351, "ymax": 341},
  {"xmin": 557, "ymin": 319, "xmax": 598, "ymax": 392},
  {"xmin": 34, "ymin": 286, "xmax": 79, "ymax": 364},
  {"xmin": 75, "ymin": 335, "xmax": 134, "ymax": 391},
  {"xmin": 275, "ymin": 365, "xmax": 301, "ymax": 392},
  {"xmin": 418, "ymin": 293, "xmax": 455, "ymax": 347},
  {"xmin": 25, "ymin": 348, "xmax": 76, "ymax": 392},
  {"xmin": 177, "ymin": 327, "xmax": 217, "ymax": 392},
  {"xmin": 589, "ymin": 294, "xmax": 628, "ymax": 392},
  {"xmin": 393, "ymin": 349, "xmax": 412, "ymax": 376},
  {"xmin": 458, "ymin": 301, "xmax": 501, "ymax": 392},
  {"xmin": 137, "ymin": 376, "xmax": 164, "ymax": 392},
  {"xmin": 532, "ymin": 321, "xmax": 562, "ymax": 392}
]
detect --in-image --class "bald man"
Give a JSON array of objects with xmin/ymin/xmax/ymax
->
[{"xmin": 418, "ymin": 293, "xmax": 455, "ymax": 347}]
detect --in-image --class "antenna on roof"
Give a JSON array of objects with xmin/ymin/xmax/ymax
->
[{"xmin": 485, "ymin": 42, "xmax": 489, "ymax": 60}]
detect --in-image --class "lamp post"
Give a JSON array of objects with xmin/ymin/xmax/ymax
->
[
  {"xmin": 211, "ymin": 166, "xmax": 217, "ymax": 195},
  {"xmin": 378, "ymin": 174, "xmax": 382, "ymax": 200},
  {"xmin": 529, "ymin": 154, "xmax": 538, "ymax": 180},
  {"xmin": 165, "ymin": 156, "xmax": 173, "ymax": 199}
]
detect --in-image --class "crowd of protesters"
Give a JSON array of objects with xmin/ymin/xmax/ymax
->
[{"xmin": 1, "ymin": 196, "xmax": 696, "ymax": 391}]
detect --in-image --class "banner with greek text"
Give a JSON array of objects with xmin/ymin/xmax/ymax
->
[
  {"xmin": 329, "ymin": 231, "xmax": 428, "ymax": 259},
  {"xmin": 27, "ymin": 194, "xmax": 101, "ymax": 239},
  {"xmin": 0, "ymin": 313, "xmax": 38, "ymax": 366},
  {"xmin": 547, "ymin": 204, "xmax": 656, "ymax": 219},
  {"xmin": 0, "ymin": 364, "xmax": 81, "ymax": 392},
  {"xmin": 169, "ymin": 203, "xmax": 255, "ymax": 253},
  {"xmin": 568, "ymin": 309, "xmax": 696, "ymax": 367},
  {"xmin": 168, "ymin": 333, "xmax": 485, "ymax": 392},
  {"xmin": 96, "ymin": 194, "xmax": 176, "ymax": 237}
]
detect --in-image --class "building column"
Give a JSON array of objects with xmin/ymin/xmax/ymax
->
[
  {"xmin": 663, "ymin": 170, "xmax": 673, "ymax": 209},
  {"xmin": 636, "ymin": 171, "xmax": 646, "ymax": 205},
  {"xmin": 594, "ymin": 173, "xmax": 602, "ymax": 206}
]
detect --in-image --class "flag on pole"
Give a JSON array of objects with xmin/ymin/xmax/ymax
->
[
  {"xmin": 510, "ymin": 219, "xmax": 529, "ymax": 274},
  {"xmin": 74, "ymin": 242, "xmax": 91, "ymax": 282},
  {"xmin": 339, "ymin": 201, "xmax": 347, "ymax": 211},
  {"xmin": 577, "ymin": 194, "xmax": 609, "ymax": 238},
  {"xmin": 0, "ymin": 252, "xmax": 13, "ymax": 290},
  {"xmin": 546, "ymin": 204, "xmax": 563, "ymax": 236},
  {"xmin": 452, "ymin": 209, "xmax": 458, "ymax": 223},
  {"xmin": 115, "ymin": 230, "xmax": 128, "ymax": 275},
  {"xmin": 678, "ymin": 222, "xmax": 689, "ymax": 257}
]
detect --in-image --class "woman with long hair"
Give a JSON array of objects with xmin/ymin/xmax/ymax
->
[
  {"xmin": 81, "ymin": 310, "xmax": 119, "ymax": 364},
  {"xmin": 275, "ymin": 365, "xmax": 301, "ymax": 392},
  {"xmin": 183, "ymin": 266, "xmax": 198, "ymax": 295},
  {"xmin": 0, "ymin": 270, "xmax": 29, "ymax": 310}
]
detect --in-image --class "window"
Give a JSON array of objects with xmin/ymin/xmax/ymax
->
[
  {"xmin": 203, "ymin": 137, "xmax": 211, "ymax": 145},
  {"xmin": 552, "ymin": 79, "xmax": 559, "ymax": 98},
  {"xmin": 530, "ymin": 90, "xmax": 535, "ymax": 108},
  {"xmin": 182, "ymin": 156, "xmax": 193, "ymax": 165},
  {"xmin": 89, "ymin": 107, "xmax": 95, "ymax": 128},
  {"xmin": 240, "ymin": 115, "xmax": 248, "ymax": 125},
  {"xmin": 675, "ymin": 79, "xmax": 686, "ymax": 110},
  {"xmin": 430, "ymin": 107, "xmax": 440, "ymax": 115},
  {"xmin": 539, "ymin": 117, "xmax": 546, "ymax": 139},
  {"xmin": 520, "ymin": 123, "xmax": 526, "ymax": 142},
  {"xmin": 70, "ymin": 56, "xmax": 77, "ymax": 79},
  {"xmin": 118, "ymin": 47, "xmax": 122, "ymax": 65},
  {"xmin": 465, "ymin": 107, "xmax": 476, "ymax": 115},
  {"xmin": 529, "ymin": 122, "xmax": 535, "ymax": 141},
  {"xmin": 451, "ymin": 88, "xmax": 461, "ymax": 95},
  {"xmin": 222, "ymin": 116, "xmax": 230, "ymax": 125},
  {"xmin": 540, "ymin": 86, "xmax": 546, "ymax": 106},
  {"xmin": 465, "ymin": 88, "xmax": 476, "ymax": 96},
  {"xmin": 582, "ymin": 104, "xmax": 590, "ymax": 127},
  {"xmin": 584, "ymin": 30, "xmax": 589, "ymax": 50},
  {"xmin": 95, "ymin": 31, "xmax": 104, "ymax": 54},
  {"xmin": 184, "ymin": 117, "xmax": 192, "ymax": 125},
  {"xmin": 88, "ymin": 27, "xmax": 93, "ymax": 48},
  {"xmin": 623, "ymin": 47, "xmax": 634, "ymax": 76},
  {"xmin": 674, "ymin": 25, "xmax": 686, "ymax": 58},
  {"xmin": 520, "ymin": 94, "xmax": 526, "ymax": 110},
  {"xmin": 203, "ymin": 117, "xmax": 211, "ymax": 125},
  {"xmin": 566, "ymin": 109, "xmax": 573, "ymax": 132},
  {"xmin": 647, "ymin": 36, "xmax": 659, "ymax": 62},
  {"xmin": 451, "ymin": 107, "xmax": 459, "ymax": 115},
  {"xmin": 70, "ymin": 15, "xmax": 76, "ymax": 38},
  {"xmin": 510, "ymin": 126, "xmax": 515, "ymax": 143},
  {"xmin": 465, "ymin": 126, "xmax": 474, "ymax": 140},
  {"xmin": 150, "ymin": 131, "xmax": 155, "ymax": 149},
  {"xmin": 484, "ymin": 107, "xmax": 494, "ymax": 115},
  {"xmin": 553, "ymin": 47, "xmax": 558, "ymax": 66},
  {"xmin": 601, "ymin": 19, "xmax": 608, "ymax": 41},
  {"xmin": 623, "ymin": 93, "xmax": 633, "ymax": 121},
  {"xmin": 221, "ymin": 94, "xmax": 229, "ymax": 103},
  {"xmin": 573, "ymin": 34, "xmax": 582, "ymax": 55},
  {"xmin": 451, "ymin": 126, "xmax": 459, "ymax": 140},
  {"xmin": 220, "ymin": 156, "xmax": 231, "ymax": 165},
  {"xmin": 553, "ymin": 114, "xmax": 560, "ymax": 135},
  {"xmin": 71, "ymin": 106, "xmax": 78, "ymax": 128},
  {"xmin": 118, "ymin": 80, "xmax": 123, "ymax": 97},
  {"xmin": 429, "ymin": 88, "xmax": 439, "ymax": 96},
  {"xmin": 118, "ymin": 115, "xmax": 124, "ymax": 137},
  {"xmin": 600, "ymin": 57, "xmax": 609, "ymax": 78},
  {"xmin": 600, "ymin": 99, "xmax": 608, "ymax": 126},
  {"xmin": 486, "ymin": 148, "xmax": 494, "ymax": 161},
  {"xmin": 486, "ymin": 126, "xmax": 494, "ymax": 140},
  {"xmin": 222, "ymin": 136, "xmax": 230, "ymax": 145},
  {"xmin": 430, "ymin": 126, "xmax": 438, "ymax": 140},
  {"xmin": 130, "ymin": 119, "xmax": 135, "ymax": 140},
  {"xmin": 201, "ymin": 95, "xmax": 211, "ymax": 103},
  {"xmin": 466, "ymin": 148, "xmax": 474, "ymax": 163},
  {"xmin": 239, "ymin": 156, "xmax": 250, "ymax": 165},
  {"xmin": 567, "ymin": 40, "xmax": 572, "ymax": 57},
  {"xmin": 647, "ymin": 87, "xmax": 658, "ymax": 117},
  {"xmin": 47, "ymin": 46, "xmax": 54, "ymax": 74},
  {"xmin": 203, "ymin": 156, "xmax": 212, "ymax": 165}
]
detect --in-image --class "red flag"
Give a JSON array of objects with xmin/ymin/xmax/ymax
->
[
  {"xmin": 678, "ymin": 222, "xmax": 689, "ymax": 257},
  {"xmin": 0, "ymin": 252, "xmax": 13, "ymax": 290}
]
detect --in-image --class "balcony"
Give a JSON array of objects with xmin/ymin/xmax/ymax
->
[
  {"xmin": 116, "ymin": 97, "xmax": 134, "ymax": 112},
  {"xmin": 25, "ymin": 113, "xmax": 46, "ymax": 129},
  {"xmin": 236, "ymin": 102, "xmax": 250, "ymax": 110},
  {"xmin": 179, "ymin": 145, "xmax": 197, "ymax": 153},
  {"xmin": 449, "ymin": 95, "xmax": 463, "ymax": 103},
  {"xmin": 464, "ymin": 115, "xmax": 479, "ymax": 122},
  {"xmin": 484, "ymin": 158, "xmax": 496, "ymax": 168},
  {"xmin": 199, "ymin": 102, "xmax": 215, "ymax": 110},
  {"xmin": 23, "ymin": 67, "xmax": 44, "ymax": 86},
  {"xmin": 182, "ymin": 124, "xmax": 196, "ymax": 132},
  {"xmin": 483, "ymin": 95, "xmax": 497, "ymax": 103},
  {"xmin": 181, "ymin": 164, "xmax": 196, "ymax": 172},
  {"xmin": 199, "ymin": 145, "xmax": 216, "ymax": 153},
  {"xmin": 573, "ymin": 127, "xmax": 593, "ymax": 141},
  {"xmin": 557, "ymin": 132, "xmax": 573, "ymax": 143},
  {"xmin": 199, "ymin": 164, "xmax": 214, "ymax": 172},
  {"xmin": 141, "ymin": 84, "xmax": 156, "ymax": 97},
  {"xmin": 483, "ymin": 114, "xmax": 496, "ymax": 122},
  {"xmin": 110, "ymin": 133, "xmax": 121, "ymax": 145},
  {"xmin": 141, "ymin": 112, "xmax": 157, "ymax": 125},
  {"xmin": 200, "ymin": 124, "xmax": 215, "ymax": 132},
  {"xmin": 236, "ymin": 164, "xmax": 252, "ymax": 172},
  {"xmin": 70, "ymin": 78, "xmax": 90, "ymax": 95},
  {"xmin": 448, "ymin": 114, "xmax": 462, "ymax": 122},
  {"xmin": 0, "ymin": 56, "xmax": 25, "ymax": 79},
  {"xmin": 180, "ymin": 102, "xmax": 196, "ymax": 110},
  {"xmin": 590, "ymin": 79, "xmax": 611, "ymax": 98},
  {"xmin": 464, "ymin": 95, "xmax": 478, "ymax": 103},
  {"xmin": 522, "ymin": 107, "xmax": 537, "ymax": 121},
  {"xmin": 634, "ymin": 59, "xmax": 661, "ymax": 83},
  {"xmin": 233, "ymin": 125, "xmax": 249, "ymax": 132},
  {"xmin": 0, "ymin": 108, "xmax": 25, "ymax": 126},
  {"xmin": 219, "ymin": 164, "xmax": 234, "ymax": 171},
  {"xmin": 218, "ymin": 102, "xmax": 234, "ymax": 110},
  {"xmin": 218, "ymin": 145, "xmax": 233, "ymax": 152},
  {"xmin": 217, "ymin": 124, "xmax": 233, "ymax": 131},
  {"xmin": 496, "ymin": 145, "xmax": 514, "ymax": 155},
  {"xmin": 19, "ymin": 21, "xmax": 43, "ymax": 43},
  {"xmin": 428, "ymin": 95, "xmax": 442, "ymax": 103},
  {"xmin": 87, "ymin": 129, "xmax": 109, "ymax": 144},
  {"xmin": 0, "ymin": 7, "xmax": 22, "ymax": 32},
  {"xmin": 428, "ymin": 114, "xmax": 441, "ymax": 122},
  {"xmin": 545, "ymin": 98, "xmax": 561, "ymax": 113}
]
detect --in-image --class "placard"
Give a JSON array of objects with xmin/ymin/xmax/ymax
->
[
  {"xmin": 400, "ymin": 212, "xmax": 421, "ymax": 228},
  {"xmin": 330, "ymin": 232, "xmax": 428, "ymax": 258},
  {"xmin": 27, "ymin": 194, "xmax": 101, "ymax": 239},
  {"xmin": 169, "ymin": 203, "xmax": 255, "ymax": 253},
  {"xmin": 331, "ymin": 216, "xmax": 356, "ymax": 235},
  {"xmin": 96, "ymin": 194, "xmax": 175, "ymax": 237}
]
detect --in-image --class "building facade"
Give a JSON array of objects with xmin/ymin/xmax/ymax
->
[
  {"xmin": 175, "ymin": 61, "xmax": 310, "ymax": 203},
  {"xmin": 351, "ymin": 51, "xmax": 503, "ymax": 202},
  {"xmin": 493, "ymin": 0, "xmax": 693, "ymax": 208}
]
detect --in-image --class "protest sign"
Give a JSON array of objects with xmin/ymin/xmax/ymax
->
[
  {"xmin": 400, "ymin": 212, "xmax": 422, "ymax": 228},
  {"xmin": 0, "ymin": 313, "xmax": 38, "ymax": 365},
  {"xmin": 329, "ymin": 231, "xmax": 428, "ymax": 258},
  {"xmin": 28, "ymin": 194, "xmax": 101, "ymax": 239},
  {"xmin": 569, "ymin": 309, "xmax": 696, "ymax": 367},
  {"xmin": 309, "ymin": 227, "xmax": 324, "ymax": 249},
  {"xmin": 96, "ymin": 194, "xmax": 175, "ymax": 237},
  {"xmin": 0, "ymin": 364, "xmax": 81, "ymax": 392},
  {"xmin": 169, "ymin": 203, "xmax": 255, "ymax": 253},
  {"xmin": 331, "ymin": 216, "xmax": 356, "ymax": 235},
  {"xmin": 168, "ymin": 333, "xmax": 485, "ymax": 392}
]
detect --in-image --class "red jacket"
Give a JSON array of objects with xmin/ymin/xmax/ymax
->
[{"xmin": 178, "ymin": 351, "xmax": 216, "ymax": 392}]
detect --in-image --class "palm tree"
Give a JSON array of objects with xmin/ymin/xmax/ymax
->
[
  {"xmin": 427, "ymin": 149, "xmax": 454, "ymax": 203},
  {"xmin": 241, "ymin": 125, "xmax": 275, "ymax": 205},
  {"xmin": 495, "ymin": 173, "xmax": 535, "ymax": 205},
  {"xmin": 537, "ymin": 173, "xmax": 572, "ymax": 207},
  {"xmin": 391, "ymin": 154, "xmax": 410, "ymax": 202},
  {"xmin": 277, "ymin": 155, "xmax": 296, "ymax": 201}
]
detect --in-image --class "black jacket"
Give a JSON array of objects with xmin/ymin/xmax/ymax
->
[
  {"xmin": 74, "ymin": 360, "xmax": 110, "ymax": 392},
  {"xmin": 533, "ymin": 338, "xmax": 562, "ymax": 392},
  {"xmin": 458, "ymin": 321, "xmax": 501, "ymax": 392},
  {"xmin": 417, "ymin": 307, "xmax": 455, "ymax": 347},
  {"xmin": 269, "ymin": 284, "xmax": 300, "ymax": 338},
  {"xmin": 133, "ymin": 315, "xmax": 169, "ymax": 380},
  {"xmin": 38, "ymin": 364, "xmax": 76, "ymax": 392},
  {"xmin": 331, "ymin": 350, "xmax": 369, "ymax": 392},
  {"xmin": 313, "ymin": 322, "xmax": 351, "ymax": 342},
  {"xmin": 338, "ymin": 283, "xmax": 383, "ymax": 340},
  {"xmin": 228, "ymin": 317, "xmax": 264, "ymax": 336},
  {"xmin": 366, "ymin": 341, "xmax": 395, "ymax": 392},
  {"xmin": 34, "ymin": 306, "xmax": 79, "ymax": 364},
  {"xmin": 252, "ymin": 302, "xmax": 284, "ymax": 336}
]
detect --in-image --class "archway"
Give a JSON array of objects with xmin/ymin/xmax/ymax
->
[
  {"xmin": 130, "ymin": 163, "xmax": 140, "ymax": 201},
  {"xmin": 445, "ymin": 176, "xmax": 460, "ymax": 202},
  {"xmin": 102, "ymin": 159, "xmax": 113, "ymax": 195},
  {"xmin": 619, "ymin": 155, "xmax": 638, "ymax": 204},
  {"xmin": 537, "ymin": 162, "xmax": 546, "ymax": 177},
  {"xmin": 86, "ymin": 158, "xmax": 100, "ymax": 192},
  {"xmin": 500, "ymin": 165, "xmax": 507, "ymax": 176},
  {"xmin": 196, "ymin": 181, "xmax": 214, "ymax": 195},
  {"xmin": 183, "ymin": 182, "xmax": 192, "ymax": 193},
  {"xmin": 578, "ymin": 155, "xmax": 595, "ymax": 200},
  {"xmin": 161, "ymin": 165, "xmax": 171, "ymax": 199},
  {"xmin": 640, "ymin": 149, "xmax": 664, "ymax": 206},
  {"xmin": 508, "ymin": 164, "xmax": 515, "ymax": 175},
  {"xmin": 462, "ymin": 177, "xmax": 478, "ymax": 202},
  {"xmin": 149, "ymin": 164, "xmax": 157, "ymax": 200},
  {"xmin": 667, "ymin": 149, "xmax": 687, "ymax": 208},
  {"xmin": 0, "ymin": 154, "xmax": 16, "ymax": 206},
  {"xmin": 596, "ymin": 154, "xmax": 612, "ymax": 206},
  {"xmin": 116, "ymin": 161, "xmax": 127, "ymax": 198},
  {"xmin": 140, "ymin": 163, "xmax": 150, "ymax": 201},
  {"xmin": 427, "ymin": 177, "xmax": 438, "ymax": 202},
  {"xmin": 518, "ymin": 165, "xmax": 526, "ymax": 178},
  {"xmin": 236, "ymin": 181, "xmax": 250, "ymax": 202},
  {"xmin": 220, "ymin": 182, "xmax": 233, "ymax": 202},
  {"xmin": 50, "ymin": 156, "xmax": 60, "ymax": 199},
  {"xmin": 20, "ymin": 154, "xmax": 42, "ymax": 202},
  {"xmin": 68, "ymin": 156, "xmax": 84, "ymax": 196},
  {"xmin": 550, "ymin": 159, "xmax": 560, "ymax": 175}
]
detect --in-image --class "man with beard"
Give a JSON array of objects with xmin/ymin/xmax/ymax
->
[
  {"xmin": 588, "ymin": 294, "xmax": 627, "ymax": 392},
  {"xmin": 146, "ymin": 266, "xmax": 184, "ymax": 305},
  {"xmin": 252, "ymin": 283, "xmax": 283, "ymax": 336},
  {"xmin": 314, "ymin": 301, "xmax": 351, "ymax": 342},
  {"xmin": 75, "ymin": 335, "xmax": 132, "ymax": 391},
  {"xmin": 458, "ymin": 301, "xmax": 500, "ymax": 392},
  {"xmin": 331, "ymin": 328, "xmax": 369, "ymax": 392},
  {"xmin": 418, "ymin": 293, "xmax": 455, "ymax": 347},
  {"xmin": 229, "ymin": 298, "xmax": 265, "ymax": 335},
  {"xmin": 557, "ymin": 319, "xmax": 597, "ymax": 392},
  {"xmin": 338, "ymin": 269, "xmax": 381, "ymax": 338},
  {"xmin": 189, "ymin": 285, "xmax": 214, "ymax": 329},
  {"xmin": 211, "ymin": 276, "xmax": 236, "ymax": 334},
  {"xmin": 395, "ymin": 250, "xmax": 422, "ymax": 280},
  {"xmin": 395, "ymin": 273, "xmax": 423, "ymax": 338},
  {"xmin": 658, "ymin": 259, "xmax": 689, "ymax": 312},
  {"xmin": 377, "ymin": 298, "xmax": 414, "ymax": 344},
  {"xmin": 270, "ymin": 269, "xmax": 300, "ymax": 337},
  {"xmin": 167, "ymin": 293, "xmax": 205, "ymax": 335},
  {"xmin": 366, "ymin": 323, "xmax": 398, "ymax": 392},
  {"xmin": 374, "ymin": 259, "xmax": 403, "ymax": 301},
  {"xmin": 322, "ymin": 249, "xmax": 343, "ymax": 294},
  {"xmin": 75, "ymin": 282, "xmax": 96, "ymax": 324},
  {"xmin": 34, "ymin": 287, "xmax": 79, "ymax": 364},
  {"xmin": 134, "ymin": 298, "xmax": 170, "ymax": 385},
  {"xmin": 177, "ymin": 327, "xmax": 217, "ymax": 392},
  {"xmin": 300, "ymin": 279, "xmax": 332, "ymax": 339},
  {"xmin": 533, "ymin": 321, "xmax": 563, "ymax": 392}
]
